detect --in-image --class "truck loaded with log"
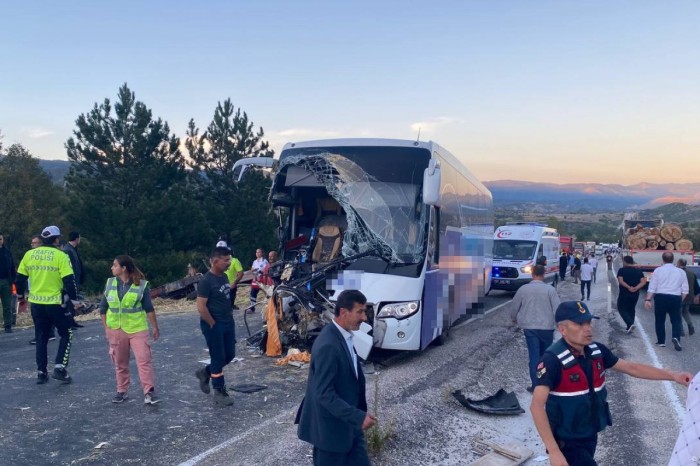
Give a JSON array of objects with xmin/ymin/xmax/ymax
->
[{"xmin": 622, "ymin": 218, "xmax": 695, "ymax": 275}]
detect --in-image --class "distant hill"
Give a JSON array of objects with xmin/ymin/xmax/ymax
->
[
  {"xmin": 637, "ymin": 202, "xmax": 700, "ymax": 226},
  {"xmin": 38, "ymin": 159, "xmax": 70, "ymax": 184},
  {"xmin": 485, "ymin": 180, "xmax": 700, "ymax": 211}
]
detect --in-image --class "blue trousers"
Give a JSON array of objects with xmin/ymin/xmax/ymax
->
[
  {"xmin": 312, "ymin": 431, "xmax": 370, "ymax": 466},
  {"xmin": 556, "ymin": 436, "xmax": 598, "ymax": 466},
  {"xmin": 653, "ymin": 294, "xmax": 682, "ymax": 344},
  {"xmin": 200, "ymin": 320, "xmax": 236, "ymax": 389},
  {"xmin": 524, "ymin": 329, "xmax": 554, "ymax": 387}
]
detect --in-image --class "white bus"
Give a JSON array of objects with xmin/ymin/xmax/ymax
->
[{"xmin": 261, "ymin": 138, "xmax": 494, "ymax": 350}]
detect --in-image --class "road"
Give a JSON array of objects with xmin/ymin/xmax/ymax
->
[{"xmin": 0, "ymin": 269, "xmax": 694, "ymax": 465}]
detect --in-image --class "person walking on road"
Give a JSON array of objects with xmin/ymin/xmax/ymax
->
[
  {"xmin": 100, "ymin": 255, "xmax": 160, "ymax": 405},
  {"xmin": 588, "ymin": 255, "xmax": 598, "ymax": 283},
  {"xmin": 63, "ymin": 231, "xmax": 87, "ymax": 329},
  {"xmin": 568, "ymin": 253, "xmax": 575, "ymax": 278},
  {"xmin": 531, "ymin": 300, "xmax": 692, "ymax": 466},
  {"xmin": 0, "ymin": 233, "xmax": 16, "ymax": 333},
  {"xmin": 296, "ymin": 289, "xmax": 376, "ymax": 466},
  {"xmin": 15, "ymin": 226, "xmax": 81, "ymax": 384},
  {"xmin": 644, "ymin": 252, "xmax": 688, "ymax": 351},
  {"xmin": 616, "ymin": 256, "xmax": 646, "ymax": 334},
  {"xmin": 580, "ymin": 257, "xmax": 593, "ymax": 301},
  {"xmin": 559, "ymin": 253, "xmax": 568, "ymax": 282},
  {"xmin": 249, "ymin": 248, "xmax": 268, "ymax": 310},
  {"xmin": 677, "ymin": 258, "xmax": 697, "ymax": 336},
  {"xmin": 510, "ymin": 265, "xmax": 561, "ymax": 393},
  {"xmin": 195, "ymin": 246, "xmax": 236, "ymax": 406}
]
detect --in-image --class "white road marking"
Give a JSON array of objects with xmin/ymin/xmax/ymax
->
[
  {"xmin": 178, "ymin": 410, "xmax": 294, "ymax": 466},
  {"xmin": 633, "ymin": 319, "xmax": 685, "ymax": 424}
]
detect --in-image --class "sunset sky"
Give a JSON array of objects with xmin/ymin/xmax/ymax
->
[{"xmin": 1, "ymin": 1, "xmax": 699, "ymax": 184}]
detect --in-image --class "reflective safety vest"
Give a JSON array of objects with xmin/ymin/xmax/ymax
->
[
  {"xmin": 17, "ymin": 246, "xmax": 74, "ymax": 305},
  {"xmin": 104, "ymin": 278, "xmax": 149, "ymax": 334},
  {"xmin": 545, "ymin": 339, "xmax": 612, "ymax": 439}
]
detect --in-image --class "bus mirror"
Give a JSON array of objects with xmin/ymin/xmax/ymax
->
[{"xmin": 423, "ymin": 162, "xmax": 441, "ymax": 206}]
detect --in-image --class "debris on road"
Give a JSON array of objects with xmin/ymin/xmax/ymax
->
[
  {"xmin": 229, "ymin": 384, "xmax": 268, "ymax": 394},
  {"xmin": 275, "ymin": 350, "xmax": 311, "ymax": 366},
  {"xmin": 469, "ymin": 438, "xmax": 532, "ymax": 465},
  {"xmin": 452, "ymin": 388, "xmax": 525, "ymax": 415},
  {"xmin": 93, "ymin": 442, "xmax": 109, "ymax": 450}
]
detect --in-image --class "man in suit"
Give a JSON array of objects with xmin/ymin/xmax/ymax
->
[{"xmin": 296, "ymin": 289, "xmax": 377, "ymax": 466}]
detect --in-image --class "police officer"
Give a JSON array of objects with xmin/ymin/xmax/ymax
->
[
  {"xmin": 530, "ymin": 301, "xmax": 692, "ymax": 466},
  {"xmin": 16, "ymin": 226, "xmax": 81, "ymax": 384}
]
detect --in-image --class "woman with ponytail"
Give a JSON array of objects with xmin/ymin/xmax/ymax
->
[{"xmin": 99, "ymin": 255, "xmax": 160, "ymax": 404}]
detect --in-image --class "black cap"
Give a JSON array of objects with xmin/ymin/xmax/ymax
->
[{"xmin": 555, "ymin": 301, "xmax": 600, "ymax": 323}]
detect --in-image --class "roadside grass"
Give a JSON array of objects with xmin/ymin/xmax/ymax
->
[{"xmin": 366, "ymin": 374, "xmax": 395, "ymax": 457}]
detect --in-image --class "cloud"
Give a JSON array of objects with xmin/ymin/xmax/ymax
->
[
  {"xmin": 24, "ymin": 128, "xmax": 55, "ymax": 139},
  {"xmin": 409, "ymin": 117, "xmax": 461, "ymax": 135},
  {"xmin": 276, "ymin": 128, "xmax": 340, "ymax": 138}
]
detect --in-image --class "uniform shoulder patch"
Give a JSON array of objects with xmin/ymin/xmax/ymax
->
[{"xmin": 536, "ymin": 362, "xmax": 547, "ymax": 379}]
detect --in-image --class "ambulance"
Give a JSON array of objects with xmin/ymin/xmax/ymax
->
[{"xmin": 490, "ymin": 223, "xmax": 560, "ymax": 291}]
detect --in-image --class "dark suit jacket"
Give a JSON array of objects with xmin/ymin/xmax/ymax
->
[
  {"xmin": 296, "ymin": 322, "xmax": 368, "ymax": 453},
  {"xmin": 63, "ymin": 243, "xmax": 83, "ymax": 285}
]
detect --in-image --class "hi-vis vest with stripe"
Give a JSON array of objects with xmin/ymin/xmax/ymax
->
[
  {"xmin": 104, "ymin": 278, "xmax": 149, "ymax": 334},
  {"xmin": 544, "ymin": 339, "xmax": 612, "ymax": 439},
  {"xmin": 17, "ymin": 246, "xmax": 74, "ymax": 305}
]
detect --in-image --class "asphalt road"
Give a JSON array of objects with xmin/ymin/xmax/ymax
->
[{"xmin": 1, "ymin": 271, "xmax": 693, "ymax": 466}]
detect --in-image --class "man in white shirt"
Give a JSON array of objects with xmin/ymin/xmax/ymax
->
[
  {"xmin": 580, "ymin": 257, "xmax": 594, "ymax": 301},
  {"xmin": 644, "ymin": 252, "xmax": 689, "ymax": 351},
  {"xmin": 589, "ymin": 255, "xmax": 598, "ymax": 283}
]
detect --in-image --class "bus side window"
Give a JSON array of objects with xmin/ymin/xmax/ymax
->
[{"xmin": 428, "ymin": 207, "xmax": 440, "ymax": 267}]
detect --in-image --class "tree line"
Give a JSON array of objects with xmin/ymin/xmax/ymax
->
[{"xmin": 0, "ymin": 84, "xmax": 277, "ymax": 293}]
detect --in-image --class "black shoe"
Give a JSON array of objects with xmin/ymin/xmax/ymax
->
[
  {"xmin": 655, "ymin": 342, "xmax": 666, "ymax": 347},
  {"xmin": 71, "ymin": 322, "xmax": 84, "ymax": 329},
  {"xmin": 37, "ymin": 372, "xmax": 49, "ymax": 384},
  {"xmin": 29, "ymin": 338, "xmax": 37, "ymax": 345},
  {"xmin": 195, "ymin": 367, "xmax": 211, "ymax": 394},
  {"xmin": 673, "ymin": 338, "xmax": 682, "ymax": 351},
  {"xmin": 213, "ymin": 387, "xmax": 234, "ymax": 407},
  {"xmin": 51, "ymin": 367, "xmax": 72, "ymax": 384},
  {"xmin": 689, "ymin": 324, "xmax": 695, "ymax": 336},
  {"xmin": 526, "ymin": 386, "xmax": 534, "ymax": 393},
  {"xmin": 112, "ymin": 392, "xmax": 128, "ymax": 403},
  {"xmin": 48, "ymin": 335, "xmax": 56, "ymax": 341},
  {"xmin": 4, "ymin": 326, "xmax": 12, "ymax": 333}
]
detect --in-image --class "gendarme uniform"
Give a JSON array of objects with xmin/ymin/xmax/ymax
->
[
  {"xmin": 535, "ymin": 301, "xmax": 619, "ymax": 466},
  {"xmin": 16, "ymin": 226, "xmax": 79, "ymax": 384}
]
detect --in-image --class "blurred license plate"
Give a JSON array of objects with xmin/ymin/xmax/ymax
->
[{"xmin": 495, "ymin": 279, "xmax": 511, "ymax": 284}]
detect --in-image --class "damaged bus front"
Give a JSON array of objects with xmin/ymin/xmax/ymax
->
[{"xmin": 265, "ymin": 139, "xmax": 493, "ymax": 351}]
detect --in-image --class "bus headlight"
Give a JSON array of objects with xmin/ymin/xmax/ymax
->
[{"xmin": 376, "ymin": 301, "xmax": 420, "ymax": 320}]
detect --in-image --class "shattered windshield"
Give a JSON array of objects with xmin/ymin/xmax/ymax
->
[
  {"xmin": 493, "ymin": 240, "xmax": 537, "ymax": 261},
  {"xmin": 277, "ymin": 145, "xmax": 430, "ymax": 264}
]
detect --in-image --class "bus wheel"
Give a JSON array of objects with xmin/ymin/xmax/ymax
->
[{"xmin": 434, "ymin": 325, "xmax": 449, "ymax": 346}]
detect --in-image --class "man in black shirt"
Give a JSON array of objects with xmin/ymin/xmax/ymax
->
[
  {"xmin": 195, "ymin": 246, "xmax": 235, "ymax": 406},
  {"xmin": 616, "ymin": 256, "xmax": 647, "ymax": 333}
]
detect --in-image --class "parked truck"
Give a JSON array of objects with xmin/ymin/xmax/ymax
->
[
  {"xmin": 560, "ymin": 235, "xmax": 574, "ymax": 254},
  {"xmin": 622, "ymin": 219, "xmax": 695, "ymax": 276}
]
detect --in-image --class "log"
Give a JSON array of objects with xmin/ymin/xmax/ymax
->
[
  {"xmin": 676, "ymin": 239, "xmax": 693, "ymax": 251},
  {"xmin": 629, "ymin": 236, "xmax": 647, "ymax": 249},
  {"xmin": 647, "ymin": 240, "xmax": 659, "ymax": 249},
  {"xmin": 659, "ymin": 240, "xmax": 667, "ymax": 247},
  {"xmin": 660, "ymin": 224, "xmax": 683, "ymax": 242},
  {"xmin": 665, "ymin": 242, "xmax": 676, "ymax": 250}
]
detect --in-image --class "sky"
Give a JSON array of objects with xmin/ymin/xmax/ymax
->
[{"xmin": 1, "ymin": 1, "xmax": 699, "ymax": 184}]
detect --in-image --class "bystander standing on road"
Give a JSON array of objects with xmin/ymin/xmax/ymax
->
[
  {"xmin": 0, "ymin": 233, "xmax": 16, "ymax": 333},
  {"xmin": 607, "ymin": 255, "xmax": 619, "ymax": 310},
  {"xmin": 510, "ymin": 265, "xmax": 561, "ymax": 393},
  {"xmin": 569, "ymin": 253, "xmax": 575, "ymax": 278},
  {"xmin": 559, "ymin": 252, "xmax": 568, "ymax": 282},
  {"xmin": 100, "ymin": 255, "xmax": 160, "ymax": 405},
  {"xmin": 296, "ymin": 289, "xmax": 375, "ymax": 466},
  {"xmin": 28, "ymin": 235, "xmax": 56, "ymax": 344},
  {"xmin": 616, "ymin": 256, "xmax": 646, "ymax": 334},
  {"xmin": 580, "ymin": 258, "xmax": 593, "ymax": 301},
  {"xmin": 63, "ymin": 231, "xmax": 86, "ymax": 329},
  {"xmin": 531, "ymin": 301, "xmax": 692, "ymax": 466},
  {"xmin": 676, "ymin": 258, "xmax": 697, "ymax": 336},
  {"xmin": 15, "ymin": 226, "xmax": 81, "ymax": 384},
  {"xmin": 644, "ymin": 252, "xmax": 688, "ymax": 351},
  {"xmin": 224, "ymin": 248, "xmax": 244, "ymax": 311},
  {"xmin": 588, "ymin": 255, "xmax": 598, "ymax": 283},
  {"xmin": 573, "ymin": 254, "xmax": 582, "ymax": 284},
  {"xmin": 194, "ymin": 246, "xmax": 236, "ymax": 406},
  {"xmin": 249, "ymin": 248, "xmax": 268, "ymax": 310}
]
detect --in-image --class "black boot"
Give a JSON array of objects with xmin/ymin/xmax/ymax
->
[
  {"xmin": 213, "ymin": 387, "xmax": 234, "ymax": 406},
  {"xmin": 689, "ymin": 324, "xmax": 695, "ymax": 336}
]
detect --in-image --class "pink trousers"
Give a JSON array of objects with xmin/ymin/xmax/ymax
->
[{"xmin": 106, "ymin": 328, "xmax": 155, "ymax": 395}]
